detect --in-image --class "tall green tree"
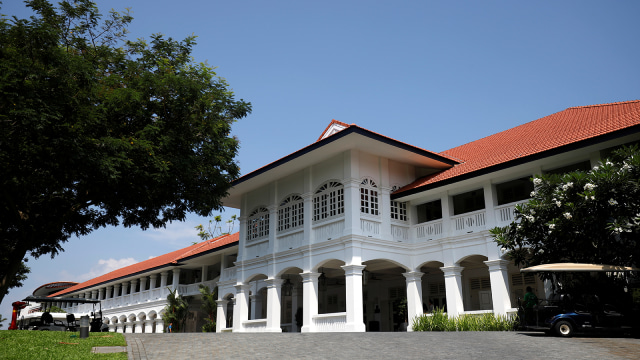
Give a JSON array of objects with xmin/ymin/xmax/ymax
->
[
  {"xmin": 490, "ymin": 145, "xmax": 640, "ymax": 276},
  {"xmin": 0, "ymin": 0, "xmax": 250, "ymax": 304},
  {"xmin": 162, "ymin": 287, "xmax": 190, "ymax": 333},
  {"xmin": 198, "ymin": 284, "xmax": 217, "ymax": 332}
]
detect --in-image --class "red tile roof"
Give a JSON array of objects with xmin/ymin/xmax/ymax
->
[
  {"xmin": 317, "ymin": 119, "xmax": 351, "ymax": 141},
  {"xmin": 50, "ymin": 232, "xmax": 239, "ymax": 297},
  {"xmin": 395, "ymin": 100, "xmax": 640, "ymax": 195}
]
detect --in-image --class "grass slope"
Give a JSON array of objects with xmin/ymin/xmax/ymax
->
[{"xmin": 0, "ymin": 331, "xmax": 127, "ymax": 359}]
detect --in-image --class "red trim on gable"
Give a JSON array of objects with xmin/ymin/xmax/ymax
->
[
  {"xmin": 394, "ymin": 100, "xmax": 640, "ymax": 196},
  {"xmin": 317, "ymin": 119, "xmax": 351, "ymax": 142},
  {"xmin": 49, "ymin": 233, "xmax": 239, "ymax": 297}
]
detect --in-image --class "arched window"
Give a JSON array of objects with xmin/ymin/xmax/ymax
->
[
  {"xmin": 247, "ymin": 207, "xmax": 269, "ymax": 241},
  {"xmin": 278, "ymin": 194, "xmax": 304, "ymax": 231},
  {"xmin": 390, "ymin": 185, "xmax": 407, "ymax": 222},
  {"xmin": 360, "ymin": 178, "xmax": 379, "ymax": 216},
  {"xmin": 313, "ymin": 181, "xmax": 344, "ymax": 221}
]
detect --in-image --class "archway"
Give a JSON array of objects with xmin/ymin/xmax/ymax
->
[
  {"xmin": 459, "ymin": 255, "xmax": 491, "ymax": 311},
  {"xmin": 419, "ymin": 261, "xmax": 445, "ymax": 312},
  {"xmin": 279, "ymin": 267, "xmax": 303, "ymax": 332},
  {"xmin": 316, "ymin": 260, "xmax": 346, "ymax": 315},
  {"xmin": 362, "ymin": 259, "xmax": 408, "ymax": 332}
]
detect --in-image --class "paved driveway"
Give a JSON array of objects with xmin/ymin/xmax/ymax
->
[{"xmin": 125, "ymin": 331, "xmax": 640, "ymax": 360}]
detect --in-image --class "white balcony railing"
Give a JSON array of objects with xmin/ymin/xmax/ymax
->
[
  {"xmin": 415, "ymin": 220, "xmax": 443, "ymax": 240},
  {"xmin": 452, "ymin": 210, "xmax": 486, "ymax": 234},
  {"xmin": 360, "ymin": 218, "xmax": 381, "ymax": 237},
  {"xmin": 494, "ymin": 202, "xmax": 525, "ymax": 227},
  {"xmin": 313, "ymin": 312, "xmax": 347, "ymax": 332},
  {"xmin": 242, "ymin": 319, "xmax": 268, "ymax": 332},
  {"xmin": 221, "ymin": 267, "xmax": 237, "ymax": 282}
]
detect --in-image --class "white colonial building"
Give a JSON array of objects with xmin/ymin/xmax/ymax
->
[{"xmin": 51, "ymin": 100, "xmax": 640, "ymax": 333}]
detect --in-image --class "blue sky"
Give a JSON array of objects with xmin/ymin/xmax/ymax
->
[{"xmin": 1, "ymin": 0, "xmax": 639, "ymax": 320}]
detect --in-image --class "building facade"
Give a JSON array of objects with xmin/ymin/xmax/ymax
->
[{"xmin": 51, "ymin": 100, "xmax": 640, "ymax": 333}]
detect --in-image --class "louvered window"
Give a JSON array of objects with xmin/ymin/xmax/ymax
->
[
  {"xmin": 313, "ymin": 181, "xmax": 344, "ymax": 221},
  {"xmin": 247, "ymin": 207, "xmax": 269, "ymax": 241},
  {"xmin": 278, "ymin": 194, "xmax": 304, "ymax": 231}
]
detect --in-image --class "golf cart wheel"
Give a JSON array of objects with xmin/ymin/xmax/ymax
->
[{"xmin": 555, "ymin": 320, "xmax": 574, "ymax": 337}]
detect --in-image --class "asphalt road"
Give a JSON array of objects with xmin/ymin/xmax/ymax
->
[{"xmin": 124, "ymin": 331, "xmax": 640, "ymax": 360}]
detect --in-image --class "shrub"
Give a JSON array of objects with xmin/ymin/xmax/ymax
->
[{"xmin": 412, "ymin": 308, "xmax": 518, "ymax": 332}]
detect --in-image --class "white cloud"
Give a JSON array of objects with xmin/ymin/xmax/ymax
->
[
  {"xmin": 142, "ymin": 220, "xmax": 201, "ymax": 246},
  {"xmin": 73, "ymin": 257, "xmax": 139, "ymax": 282}
]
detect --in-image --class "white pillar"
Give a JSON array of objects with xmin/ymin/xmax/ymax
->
[
  {"xmin": 485, "ymin": 259, "xmax": 512, "ymax": 315},
  {"xmin": 121, "ymin": 282, "xmax": 129, "ymax": 296},
  {"xmin": 133, "ymin": 320, "xmax": 143, "ymax": 333},
  {"xmin": 106, "ymin": 286, "xmax": 113, "ymax": 299},
  {"xmin": 139, "ymin": 276, "xmax": 147, "ymax": 292},
  {"xmin": 249, "ymin": 294, "xmax": 259, "ymax": 320},
  {"xmin": 301, "ymin": 272, "xmax": 320, "ymax": 332},
  {"xmin": 441, "ymin": 265, "xmax": 465, "ymax": 316},
  {"xmin": 403, "ymin": 271, "xmax": 424, "ymax": 332},
  {"xmin": 113, "ymin": 284, "xmax": 121, "ymax": 298},
  {"xmin": 291, "ymin": 287, "xmax": 299, "ymax": 332},
  {"xmin": 125, "ymin": 321, "xmax": 134, "ymax": 333},
  {"xmin": 265, "ymin": 279, "xmax": 284, "ymax": 332},
  {"xmin": 155, "ymin": 319, "xmax": 165, "ymax": 333},
  {"xmin": 98, "ymin": 288, "xmax": 105, "ymax": 300},
  {"xmin": 160, "ymin": 272, "xmax": 168, "ymax": 288},
  {"xmin": 131, "ymin": 279, "xmax": 139, "ymax": 294},
  {"xmin": 149, "ymin": 274, "xmax": 158, "ymax": 290},
  {"xmin": 143, "ymin": 319, "xmax": 154, "ymax": 333},
  {"xmin": 233, "ymin": 284, "xmax": 250, "ymax": 332},
  {"xmin": 108, "ymin": 324, "xmax": 117, "ymax": 332},
  {"xmin": 216, "ymin": 300, "xmax": 229, "ymax": 332},
  {"xmin": 201, "ymin": 265, "xmax": 208, "ymax": 283},
  {"xmin": 341, "ymin": 264, "xmax": 366, "ymax": 332},
  {"xmin": 116, "ymin": 323, "xmax": 124, "ymax": 333},
  {"xmin": 172, "ymin": 269, "xmax": 181, "ymax": 291}
]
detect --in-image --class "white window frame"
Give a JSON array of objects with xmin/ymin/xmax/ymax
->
[
  {"xmin": 247, "ymin": 206, "xmax": 269, "ymax": 241},
  {"xmin": 278, "ymin": 194, "xmax": 304, "ymax": 232},
  {"xmin": 313, "ymin": 181, "xmax": 344, "ymax": 222},
  {"xmin": 360, "ymin": 178, "xmax": 379, "ymax": 216}
]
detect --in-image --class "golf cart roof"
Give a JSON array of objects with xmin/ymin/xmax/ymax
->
[
  {"xmin": 521, "ymin": 263, "xmax": 640, "ymax": 273},
  {"xmin": 22, "ymin": 295, "xmax": 101, "ymax": 304}
]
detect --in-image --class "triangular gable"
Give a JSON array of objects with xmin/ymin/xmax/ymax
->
[{"xmin": 317, "ymin": 119, "xmax": 350, "ymax": 141}]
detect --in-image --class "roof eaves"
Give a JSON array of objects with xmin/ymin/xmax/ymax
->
[
  {"xmin": 391, "ymin": 123, "xmax": 640, "ymax": 200},
  {"xmin": 232, "ymin": 125, "xmax": 459, "ymax": 187}
]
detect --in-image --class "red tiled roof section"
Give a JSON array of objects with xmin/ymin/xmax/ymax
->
[
  {"xmin": 49, "ymin": 232, "xmax": 239, "ymax": 297},
  {"xmin": 396, "ymin": 100, "xmax": 640, "ymax": 194}
]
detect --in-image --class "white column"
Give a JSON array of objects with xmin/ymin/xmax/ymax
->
[
  {"xmin": 216, "ymin": 300, "xmax": 229, "ymax": 332},
  {"xmin": 485, "ymin": 259, "xmax": 512, "ymax": 315},
  {"xmin": 201, "ymin": 265, "xmax": 208, "ymax": 283},
  {"xmin": 91, "ymin": 290, "xmax": 98, "ymax": 299},
  {"xmin": 265, "ymin": 279, "xmax": 284, "ymax": 332},
  {"xmin": 483, "ymin": 182, "xmax": 497, "ymax": 228},
  {"xmin": 116, "ymin": 323, "xmax": 124, "ymax": 333},
  {"xmin": 155, "ymin": 319, "xmax": 165, "ymax": 333},
  {"xmin": 108, "ymin": 324, "xmax": 117, "ymax": 332},
  {"xmin": 301, "ymin": 272, "xmax": 320, "ymax": 332},
  {"xmin": 441, "ymin": 265, "xmax": 465, "ymax": 316},
  {"xmin": 403, "ymin": 271, "xmax": 424, "ymax": 332},
  {"xmin": 302, "ymin": 192, "xmax": 314, "ymax": 244},
  {"xmin": 130, "ymin": 279, "xmax": 139, "ymax": 294},
  {"xmin": 268, "ymin": 204, "xmax": 277, "ymax": 254},
  {"xmin": 106, "ymin": 286, "xmax": 113, "ymax": 299},
  {"xmin": 133, "ymin": 320, "xmax": 143, "ymax": 333},
  {"xmin": 341, "ymin": 264, "xmax": 366, "ymax": 332},
  {"xmin": 343, "ymin": 179, "xmax": 361, "ymax": 236},
  {"xmin": 149, "ymin": 274, "xmax": 158, "ymax": 290},
  {"xmin": 121, "ymin": 282, "xmax": 129, "ymax": 296},
  {"xmin": 143, "ymin": 320, "xmax": 154, "ymax": 333},
  {"xmin": 139, "ymin": 276, "xmax": 147, "ymax": 292},
  {"xmin": 291, "ymin": 287, "xmax": 299, "ymax": 332},
  {"xmin": 160, "ymin": 272, "xmax": 168, "ymax": 288},
  {"xmin": 233, "ymin": 284, "xmax": 250, "ymax": 332},
  {"xmin": 113, "ymin": 284, "xmax": 121, "ymax": 298},
  {"xmin": 125, "ymin": 320, "xmax": 134, "ymax": 333},
  {"xmin": 172, "ymin": 269, "xmax": 181, "ymax": 292},
  {"xmin": 98, "ymin": 288, "xmax": 105, "ymax": 300}
]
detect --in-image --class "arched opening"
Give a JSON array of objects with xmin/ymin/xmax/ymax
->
[
  {"xmin": 317, "ymin": 260, "xmax": 346, "ymax": 314},
  {"xmin": 279, "ymin": 267, "xmax": 303, "ymax": 332},
  {"xmin": 224, "ymin": 294, "xmax": 234, "ymax": 328},
  {"xmin": 362, "ymin": 259, "xmax": 408, "ymax": 332},
  {"xmin": 419, "ymin": 261, "xmax": 446, "ymax": 312},
  {"xmin": 246, "ymin": 274, "xmax": 267, "ymax": 320},
  {"xmin": 460, "ymin": 255, "xmax": 491, "ymax": 311}
]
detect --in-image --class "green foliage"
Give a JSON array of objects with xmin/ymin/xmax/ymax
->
[
  {"xmin": 0, "ymin": 331, "xmax": 127, "ymax": 359},
  {"xmin": 491, "ymin": 145, "xmax": 640, "ymax": 276},
  {"xmin": 49, "ymin": 305, "xmax": 66, "ymax": 313},
  {"xmin": 195, "ymin": 215, "xmax": 237, "ymax": 242},
  {"xmin": 0, "ymin": 0, "xmax": 251, "ymax": 304},
  {"xmin": 198, "ymin": 284, "xmax": 217, "ymax": 332},
  {"xmin": 162, "ymin": 287, "xmax": 190, "ymax": 332},
  {"xmin": 412, "ymin": 308, "xmax": 518, "ymax": 332},
  {"xmin": 0, "ymin": 313, "xmax": 7, "ymax": 328}
]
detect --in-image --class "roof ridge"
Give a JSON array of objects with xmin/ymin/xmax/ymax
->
[{"xmin": 567, "ymin": 99, "xmax": 640, "ymax": 110}]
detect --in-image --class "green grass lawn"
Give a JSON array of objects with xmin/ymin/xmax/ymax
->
[{"xmin": 0, "ymin": 331, "xmax": 127, "ymax": 359}]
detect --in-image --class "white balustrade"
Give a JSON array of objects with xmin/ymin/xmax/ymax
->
[
  {"xmin": 391, "ymin": 224, "xmax": 410, "ymax": 241},
  {"xmin": 313, "ymin": 219, "xmax": 345, "ymax": 241},
  {"xmin": 360, "ymin": 218, "xmax": 380, "ymax": 237},
  {"xmin": 494, "ymin": 202, "xmax": 525, "ymax": 226},
  {"xmin": 452, "ymin": 210, "xmax": 486, "ymax": 234},
  {"xmin": 242, "ymin": 319, "xmax": 268, "ymax": 332},
  {"xmin": 415, "ymin": 220, "xmax": 443, "ymax": 240},
  {"xmin": 222, "ymin": 267, "xmax": 237, "ymax": 281},
  {"xmin": 313, "ymin": 312, "xmax": 347, "ymax": 332},
  {"xmin": 277, "ymin": 230, "xmax": 304, "ymax": 251}
]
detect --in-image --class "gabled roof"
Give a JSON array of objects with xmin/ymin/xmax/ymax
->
[
  {"xmin": 225, "ymin": 122, "xmax": 460, "ymax": 208},
  {"xmin": 393, "ymin": 100, "xmax": 640, "ymax": 198},
  {"xmin": 50, "ymin": 232, "xmax": 239, "ymax": 297}
]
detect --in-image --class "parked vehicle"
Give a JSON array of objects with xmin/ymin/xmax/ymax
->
[
  {"xmin": 17, "ymin": 296, "xmax": 108, "ymax": 332},
  {"xmin": 517, "ymin": 263, "xmax": 640, "ymax": 337}
]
